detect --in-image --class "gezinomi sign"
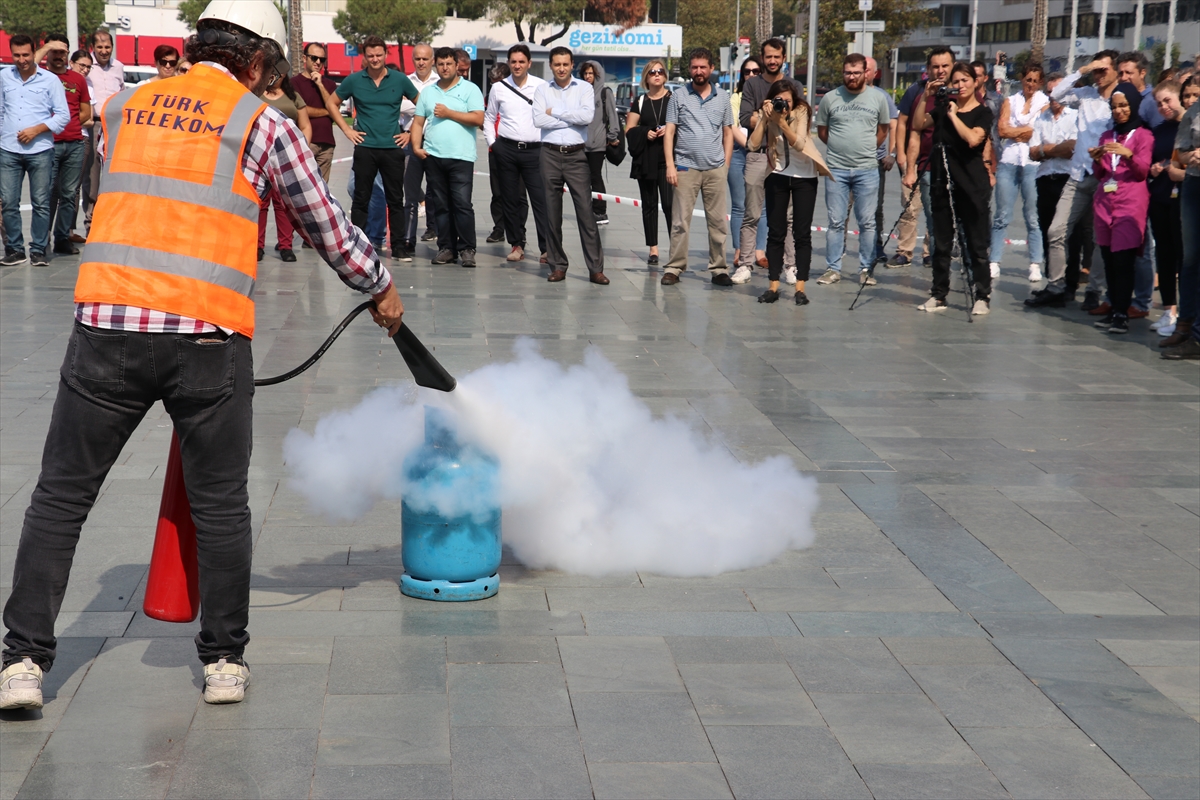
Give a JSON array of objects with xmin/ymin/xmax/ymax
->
[{"xmin": 566, "ymin": 24, "xmax": 683, "ymax": 57}]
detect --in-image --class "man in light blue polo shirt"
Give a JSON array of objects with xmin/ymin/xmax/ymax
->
[
  {"xmin": 411, "ymin": 47, "xmax": 485, "ymax": 268},
  {"xmin": 1, "ymin": 34, "xmax": 71, "ymax": 267}
]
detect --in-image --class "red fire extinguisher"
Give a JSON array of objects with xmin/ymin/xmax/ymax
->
[{"xmin": 143, "ymin": 431, "xmax": 200, "ymax": 622}]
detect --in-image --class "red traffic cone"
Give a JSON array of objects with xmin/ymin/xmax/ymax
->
[{"xmin": 143, "ymin": 431, "xmax": 200, "ymax": 622}]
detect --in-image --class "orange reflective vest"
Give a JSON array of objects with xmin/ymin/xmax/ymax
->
[{"xmin": 75, "ymin": 64, "xmax": 267, "ymax": 337}]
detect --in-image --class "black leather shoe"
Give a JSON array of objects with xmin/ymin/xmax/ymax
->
[
  {"xmin": 257, "ymin": 248, "xmax": 264, "ymax": 262},
  {"xmin": 486, "ymin": 229, "xmax": 505, "ymax": 243},
  {"xmin": 1079, "ymin": 291, "xmax": 1101, "ymax": 312},
  {"xmin": 52, "ymin": 242, "xmax": 79, "ymax": 255},
  {"xmin": 1025, "ymin": 289, "xmax": 1066, "ymax": 308},
  {"xmin": 712, "ymin": 272, "xmax": 733, "ymax": 287},
  {"xmin": 647, "ymin": 254, "xmax": 659, "ymax": 265},
  {"xmin": 279, "ymin": 248, "xmax": 296, "ymax": 262},
  {"xmin": 758, "ymin": 289, "xmax": 779, "ymax": 303}
]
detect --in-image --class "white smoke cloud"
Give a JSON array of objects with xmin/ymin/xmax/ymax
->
[{"xmin": 283, "ymin": 340, "xmax": 818, "ymax": 576}]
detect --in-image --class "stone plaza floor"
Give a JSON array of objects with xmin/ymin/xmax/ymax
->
[{"xmin": 1, "ymin": 139, "xmax": 1198, "ymax": 799}]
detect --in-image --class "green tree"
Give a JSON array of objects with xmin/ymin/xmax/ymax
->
[
  {"xmin": 811, "ymin": 0, "xmax": 936, "ymax": 86},
  {"xmin": 0, "ymin": 0, "xmax": 105, "ymax": 44},
  {"xmin": 675, "ymin": 0, "xmax": 736, "ymax": 63},
  {"xmin": 334, "ymin": 0, "xmax": 446, "ymax": 48},
  {"xmin": 490, "ymin": 0, "xmax": 586, "ymax": 45}
]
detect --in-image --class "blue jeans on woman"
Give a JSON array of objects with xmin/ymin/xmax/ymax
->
[
  {"xmin": 728, "ymin": 148, "xmax": 766, "ymax": 254},
  {"xmin": 990, "ymin": 162, "xmax": 1043, "ymax": 266},
  {"xmin": 1, "ymin": 148, "xmax": 55, "ymax": 256}
]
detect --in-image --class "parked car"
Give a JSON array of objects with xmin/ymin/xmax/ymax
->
[
  {"xmin": 123, "ymin": 65, "xmax": 158, "ymax": 89},
  {"xmin": 614, "ymin": 82, "xmax": 642, "ymax": 124}
]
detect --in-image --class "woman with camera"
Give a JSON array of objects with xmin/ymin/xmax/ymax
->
[
  {"xmin": 1088, "ymin": 83, "xmax": 1153, "ymax": 335},
  {"xmin": 625, "ymin": 59, "xmax": 673, "ymax": 265},
  {"xmin": 748, "ymin": 81, "xmax": 829, "ymax": 305},
  {"xmin": 907, "ymin": 61, "xmax": 994, "ymax": 314}
]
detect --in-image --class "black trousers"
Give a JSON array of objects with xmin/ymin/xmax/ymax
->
[
  {"xmin": 494, "ymin": 139, "xmax": 549, "ymax": 253},
  {"xmin": 636, "ymin": 164, "xmax": 672, "ymax": 247},
  {"xmin": 586, "ymin": 150, "xmax": 607, "ymax": 215},
  {"xmin": 931, "ymin": 178, "xmax": 991, "ymax": 301},
  {"xmin": 488, "ymin": 149, "xmax": 505, "ymax": 233},
  {"xmin": 1100, "ymin": 245, "xmax": 1138, "ymax": 315},
  {"xmin": 1149, "ymin": 198, "xmax": 1183, "ymax": 307},
  {"xmin": 424, "ymin": 155, "xmax": 476, "ymax": 253},
  {"xmin": 541, "ymin": 146, "xmax": 604, "ymax": 274},
  {"xmin": 352, "ymin": 147, "xmax": 405, "ymax": 248},
  {"xmin": 402, "ymin": 145, "xmax": 432, "ymax": 245},
  {"xmin": 3, "ymin": 324, "xmax": 255, "ymax": 670},
  {"xmin": 765, "ymin": 173, "xmax": 817, "ymax": 282},
  {"xmin": 1036, "ymin": 174, "xmax": 1090, "ymax": 292}
]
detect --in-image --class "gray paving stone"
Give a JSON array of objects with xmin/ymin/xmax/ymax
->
[
  {"xmin": 774, "ymin": 637, "xmax": 920, "ymax": 694},
  {"xmin": 14, "ymin": 761, "xmax": 175, "ymax": 800},
  {"xmin": 810, "ymin": 692, "xmax": 980, "ymax": 765},
  {"xmin": 665, "ymin": 637, "xmax": 785, "ymax": 664},
  {"xmin": 680, "ymin": 663, "xmax": 823, "ymax": 726},
  {"xmin": 559, "ymin": 636, "xmax": 683, "ymax": 692},
  {"xmin": 582, "ymin": 611, "xmax": 800, "ymax": 637},
  {"xmin": 906, "ymin": 664, "xmax": 1074, "ymax": 728},
  {"xmin": 959, "ymin": 727, "xmax": 1150, "ymax": 800},
  {"xmin": 855, "ymin": 764, "xmax": 1011, "ymax": 800},
  {"xmin": 588, "ymin": 763, "xmax": 734, "ymax": 800},
  {"xmin": 705, "ymin": 725, "xmax": 871, "ymax": 799},
  {"xmin": 310, "ymin": 765, "xmax": 453, "ymax": 799},
  {"xmin": 0, "ymin": 731, "xmax": 48, "ymax": 775},
  {"xmin": 446, "ymin": 635, "xmax": 562, "ymax": 665},
  {"xmin": 190, "ymin": 663, "xmax": 328, "ymax": 730},
  {"xmin": 746, "ymin": 587, "xmax": 957, "ymax": 612},
  {"xmin": 318, "ymin": 694, "xmax": 450, "ymax": 765},
  {"xmin": 881, "ymin": 636, "xmax": 1010, "ymax": 666},
  {"xmin": 791, "ymin": 612, "xmax": 987, "ymax": 638},
  {"xmin": 450, "ymin": 726, "xmax": 591, "ymax": 800},
  {"xmin": 166, "ymin": 728, "xmax": 318, "ymax": 799},
  {"xmin": 1130, "ymin": 774, "xmax": 1200, "ymax": 800},
  {"xmin": 572, "ymin": 692, "xmax": 716, "ymax": 763},
  {"xmin": 328, "ymin": 636, "xmax": 446, "ymax": 694},
  {"xmin": 448, "ymin": 663, "xmax": 574, "ymax": 727},
  {"xmin": 548, "ymin": 587, "xmax": 754, "ymax": 612}
]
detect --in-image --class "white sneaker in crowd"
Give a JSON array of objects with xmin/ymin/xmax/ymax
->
[
  {"xmin": 972, "ymin": 299, "xmax": 991, "ymax": 316},
  {"xmin": 1028, "ymin": 263, "xmax": 1043, "ymax": 282},
  {"xmin": 989, "ymin": 262, "xmax": 1001, "ymax": 279},
  {"xmin": 859, "ymin": 270, "xmax": 877, "ymax": 286},
  {"xmin": 203, "ymin": 657, "xmax": 250, "ymax": 704},
  {"xmin": 782, "ymin": 266, "xmax": 797, "ymax": 285},
  {"xmin": 816, "ymin": 269, "xmax": 841, "ymax": 285},
  {"xmin": 1151, "ymin": 308, "xmax": 1177, "ymax": 332},
  {"xmin": 730, "ymin": 265, "xmax": 753, "ymax": 284},
  {"xmin": 918, "ymin": 297, "xmax": 948, "ymax": 312},
  {"xmin": 0, "ymin": 657, "xmax": 43, "ymax": 710}
]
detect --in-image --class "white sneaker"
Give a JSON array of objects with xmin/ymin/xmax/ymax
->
[
  {"xmin": 989, "ymin": 262, "xmax": 1001, "ymax": 279},
  {"xmin": 782, "ymin": 266, "xmax": 797, "ymax": 285},
  {"xmin": 859, "ymin": 270, "xmax": 877, "ymax": 286},
  {"xmin": 730, "ymin": 265, "xmax": 752, "ymax": 284},
  {"xmin": 1028, "ymin": 263, "xmax": 1043, "ymax": 282},
  {"xmin": 203, "ymin": 657, "xmax": 250, "ymax": 704},
  {"xmin": 1151, "ymin": 308, "xmax": 1177, "ymax": 332},
  {"xmin": 918, "ymin": 297, "xmax": 948, "ymax": 312},
  {"xmin": 972, "ymin": 298, "xmax": 991, "ymax": 315},
  {"xmin": 816, "ymin": 269, "xmax": 841, "ymax": 285},
  {"xmin": 0, "ymin": 657, "xmax": 43, "ymax": 710}
]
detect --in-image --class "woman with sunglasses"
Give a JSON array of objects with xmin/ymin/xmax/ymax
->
[
  {"xmin": 145, "ymin": 45, "xmax": 179, "ymax": 83},
  {"xmin": 625, "ymin": 59, "xmax": 673, "ymax": 264},
  {"xmin": 728, "ymin": 58, "xmax": 768, "ymax": 271},
  {"xmin": 258, "ymin": 65, "xmax": 313, "ymax": 263}
]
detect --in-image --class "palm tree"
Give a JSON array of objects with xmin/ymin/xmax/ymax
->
[
  {"xmin": 1030, "ymin": 0, "xmax": 1047, "ymax": 64},
  {"xmin": 756, "ymin": 0, "xmax": 772, "ymax": 45}
]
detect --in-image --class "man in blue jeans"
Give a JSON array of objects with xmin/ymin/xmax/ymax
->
[
  {"xmin": 37, "ymin": 35, "xmax": 92, "ymax": 257},
  {"xmin": 410, "ymin": 47, "xmax": 485, "ymax": 267},
  {"xmin": 815, "ymin": 53, "xmax": 890, "ymax": 286},
  {"xmin": 1, "ymin": 35, "xmax": 70, "ymax": 267}
]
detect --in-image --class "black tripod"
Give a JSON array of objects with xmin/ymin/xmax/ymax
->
[{"xmin": 848, "ymin": 170, "xmax": 922, "ymax": 311}]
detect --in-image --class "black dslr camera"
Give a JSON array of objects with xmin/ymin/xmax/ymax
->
[
  {"xmin": 771, "ymin": 96, "xmax": 788, "ymax": 113},
  {"xmin": 934, "ymin": 84, "xmax": 953, "ymax": 108}
]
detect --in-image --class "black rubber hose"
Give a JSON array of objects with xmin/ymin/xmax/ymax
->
[{"xmin": 253, "ymin": 301, "xmax": 374, "ymax": 387}]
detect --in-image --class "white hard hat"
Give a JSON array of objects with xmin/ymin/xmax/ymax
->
[{"xmin": 197, "ymin": 0, "xmax": 288, "ymax": 58}]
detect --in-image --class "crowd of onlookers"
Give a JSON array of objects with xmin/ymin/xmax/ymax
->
[{"xmin": 3, "ymin": 31, "xmax": 1197, "ymax": 359}]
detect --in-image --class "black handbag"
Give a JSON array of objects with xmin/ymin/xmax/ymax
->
[{"xmin": 602, "ymin": 88, "xmax": 626, "ymax": 166}]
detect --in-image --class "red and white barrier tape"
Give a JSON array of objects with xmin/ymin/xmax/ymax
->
[{"xmin": 328, "ymin": 162, "xmax": 1029, "ymax": 246}]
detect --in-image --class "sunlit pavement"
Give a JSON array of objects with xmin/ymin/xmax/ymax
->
[{"xmin": 2, "ymin": 132, "xmax": 1197, "ymax": 799}]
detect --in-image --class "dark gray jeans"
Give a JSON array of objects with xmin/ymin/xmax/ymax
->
[
  {"xmin": 3, "ymin": 323, "xmax": 255, "ymax": 671},
  {"xmin": 540, "ymin": 146, "xmax": 604, "ymax": 275}
]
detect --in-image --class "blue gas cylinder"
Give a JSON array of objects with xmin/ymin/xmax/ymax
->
[{"xmin": 400, "ymin": 406, "xmax": 501, "ymax": 601}]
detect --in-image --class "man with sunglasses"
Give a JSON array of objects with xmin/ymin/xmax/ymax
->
[
  {"xmin": 735, "ymin": 38, "xmax": 805, "ymax": 284},
  {"xmin": 292, "ymin": 42, "xmax": 340, "ymax": 182},
  {"xmin": 1029, "ymin": 50, "xmax": 1119, "ymax": 310}
]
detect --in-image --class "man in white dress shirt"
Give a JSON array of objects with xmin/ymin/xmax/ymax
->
[
  {"xmin": 533, "ymin": 46, "xmax": 607, "ymax": 284},
  {"xmin": 485, "ymin": 44, "xmax": 551, "ymax": 263}
]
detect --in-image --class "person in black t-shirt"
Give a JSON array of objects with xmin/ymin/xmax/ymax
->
[{"xmin": 911, "ymin": 61, "xmax": 994, "ymax": 314}]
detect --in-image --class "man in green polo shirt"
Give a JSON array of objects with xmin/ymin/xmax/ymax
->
[{"xmin": 325, "ymin": 35, "xmax": 419, "ymax": 259}]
